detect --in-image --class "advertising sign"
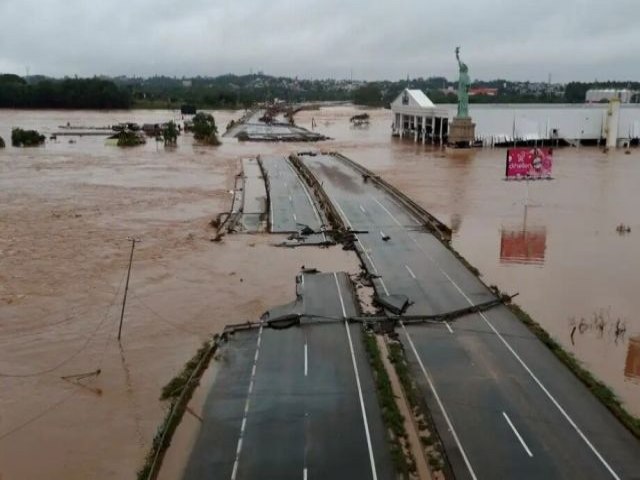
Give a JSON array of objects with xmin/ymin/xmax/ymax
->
[
  {"xmin": 500, "ymin": 228, "xmax": 547, "ymax": 265},
  {"xmin": 506, "ymin": 147, "xmax": 553, "ymax": 180}
]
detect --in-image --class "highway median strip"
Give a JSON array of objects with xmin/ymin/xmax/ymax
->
[{"xmin": 362, "ymin": 329, "xmax": 417, "ymax": 478}]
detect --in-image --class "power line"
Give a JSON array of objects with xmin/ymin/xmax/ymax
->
[
  {"xmin": 0, "ymin": 388, "xmax": 78, "ymax": 441},
  {"xmin": 129, "ymin": 291, "xmax": 206, "ymax": 337},
  {"xmin": 0, "ymin": 265, "xmax": 128, "ymax": 378}
]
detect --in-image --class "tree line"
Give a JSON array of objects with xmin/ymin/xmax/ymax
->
[
  {"xmin": 0, "ymin": 75, "xmax": 131, "ymax": 109},
  {"xmin": 352, "ymin": 79, "xmax": 640, "ymax": 107},
  {"xmin": 1, "ymin": 73, "xmax": 638, "ymax": 110}
]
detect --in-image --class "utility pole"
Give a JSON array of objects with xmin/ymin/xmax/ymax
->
[{"xmin": 118, "ymin": 237, "xmax": 140, "ymax": 341}]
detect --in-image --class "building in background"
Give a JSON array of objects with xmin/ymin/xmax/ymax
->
[
  {"xmin": 390, "ymin": 89, "xmax": 450, "ymax": 143},
  {"xmin": 586, "ymin": 89, "xmax": 635, "ymax": 104},
  {"xmin": 469, "ymin": 87, "xmax": 498, "ymax": 96}
]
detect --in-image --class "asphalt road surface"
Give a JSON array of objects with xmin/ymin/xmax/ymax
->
[
  {"xmin": 182, "ymin": 272, "xmax": 395, "ymax": 480},
  {"xmin": 239, "ymin": 157, "xmax": 267, "ymax": 232},
  {"xmin": 259, "ymin": 155, "xmax": 324, "ymax": 234},
  {"xmin": 301, "ymin": 152, "xmax": 640, "ymax": 480}
]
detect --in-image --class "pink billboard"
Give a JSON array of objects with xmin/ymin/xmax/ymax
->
[{"xmin": 506, "ymin": 148, "xmax": 553, "ymax": 180}]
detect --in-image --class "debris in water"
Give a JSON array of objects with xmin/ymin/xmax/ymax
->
[{"xmin": 616, "ymin": 223, "xmax": 631, "ymax": 234}]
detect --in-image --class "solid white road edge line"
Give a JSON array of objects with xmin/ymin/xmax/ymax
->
[
  {"xmin": 400, "ymin": 322, "xmax": 478, "ymax": 480},
  {"xmin": 333, "ymin": 272, "xmax": 348, "ymax": 319},
  {"xmin": 334, "ymin": 272, "xmax": 377, "ymax": 479},
  {"xmin": 284, "ymin": 159, "xmax": 325, "ymax": 238},
  {"xmin": 230, "ymin": 325, "xmax": 263, "ymax": 480},
  {"xmin": 334, "ymin": 200, "xmax": 388, "ymax": 295},
  {"xmin": 370, "ymin": 196, "xmax": 403, "ymax": 227},
  {"xmin": 401, "ymin": 322, "xmax": 478, "ymax": 480},
  {"xmin": 433, "ymin": 258, "xmax": 621, "ymax": 480}
]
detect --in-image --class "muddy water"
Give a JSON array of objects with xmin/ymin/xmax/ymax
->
[
  {"xmin": 0, "ymin": 109, "xmax": 357, "ymax": 479},
  {"xmin": 297, "ymin": 106, "xmax": 640, "ymax": 417},
  {"xmin": 1, "ymin": 106, "xmax": 638, "ymax": 479}
]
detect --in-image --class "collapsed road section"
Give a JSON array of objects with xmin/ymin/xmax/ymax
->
[
  {"xmin": 297, "ymin": 152, "xmax": 640, "ymax": 480},
  {"xmin": 182, "ymin": 271, "xmax": 395, "ymax": 480},
  {"xmin": 258, "ymin": 155, "xmax": 324, "ymax": 235},
  {"xmin": 216, "ymin": 157, "xmax": 268, "ymax": 234},
  {"xmin": 224, "ymin": 110, "xmax": 328, "ymax": 142}
]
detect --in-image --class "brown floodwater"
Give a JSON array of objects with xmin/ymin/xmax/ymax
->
[{"xmin": 1, "ymin": 106, "xmax": 638, "ymax": 479}]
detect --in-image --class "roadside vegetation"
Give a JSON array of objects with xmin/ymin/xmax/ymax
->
[
  {"xmin": 137, "ymin": 339, "xmax": 219, "ymax": 480},
  {"xmin": 362, "ymin": 330, "xmax": 417, "ymax": 478},
  {"xmin": 506, "ymin": 301, "xmax": 640, "ymax": 439},
  {"xmin": 442, "ymin": 241, "xmax": 640, "ymax": 441},
  {"xmin": 0, "ymin": 136, "xmax": 5, "ymax": 148},
  {"xmin": 11, "ymin": 128, "xmax": 45, "ymax": 147},
  {"xmin": 387, "ymin": 339, "xmax": 448, "ymax": 476}
]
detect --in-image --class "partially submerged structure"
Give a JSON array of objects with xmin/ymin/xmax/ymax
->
[
  {"xmin": 390, "ymin": 89, "xmax": 450, "ymax": 144},
  {"xmin": 225, "ymin": 109, "xmax": 329, "ymax": 142}
]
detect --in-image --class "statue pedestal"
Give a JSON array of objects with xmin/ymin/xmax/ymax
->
[{"xmin": 448, "ymin": 117, "xmax": 476, "ymax": 148}]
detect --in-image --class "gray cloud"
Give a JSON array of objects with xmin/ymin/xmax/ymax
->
[{"xmin": 0, "ymin": 0, "xmax": 638, "ymax": 81}]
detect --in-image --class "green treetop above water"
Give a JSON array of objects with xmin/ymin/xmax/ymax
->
[{"xmin": 456, "ymin": 46, "xmax": 470, "ymax": 118}]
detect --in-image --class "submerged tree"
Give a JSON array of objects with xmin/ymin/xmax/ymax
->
[
  {"xmin": 11, "ymin": 128, "xmax": 45, "ymax": 147},
  {"xmin": 192, "ymin": 112, "xmax": 220, "ymax": 145},
  {"xmin": 162, "ymin": 121, "xmax": 179, "ymax": 146},
  {"xmin": 116, "ymin": 130, "xmax": 146, "ymax": 147}
]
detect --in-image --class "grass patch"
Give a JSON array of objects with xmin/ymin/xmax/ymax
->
[
  {"xmin": 362, "ymin": 330, "xmax": 413, "ymax": 478},
  {"xmin": 160, "ymin": 342, "xmax": 211, "ymax": 401},
  {"xmin": 387, "ymin": 339, "xmax": 449, "ymax": 476},
  {"xmin": 137, "ymin": 339, "xmax": 218, "ymax": 480},
  {"xmin": 387, "ymin": 342, "xmax": 422, "ymax": 411}
]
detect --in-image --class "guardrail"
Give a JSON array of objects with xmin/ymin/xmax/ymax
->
[
  {"xmin": 329, "ymin": 152, "xmax": 452, "ymax": 243},
  {"xmin": 288, "ymin": 153, "xmax": 345, "ymax": 235}
]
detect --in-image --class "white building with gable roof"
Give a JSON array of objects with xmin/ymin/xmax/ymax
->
[{"xmin": 390, "ymin": 89, "xmax": 450, "ymax": 143}]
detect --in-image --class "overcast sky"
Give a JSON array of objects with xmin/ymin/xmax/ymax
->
[{"xmin": 0, "ymin": 0, "xmax": 637, "ymax": 82}]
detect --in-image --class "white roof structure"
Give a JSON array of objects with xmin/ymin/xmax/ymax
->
[{"xmin": 390, "ymin": 89, "xmax": 448, "ymax": 117}]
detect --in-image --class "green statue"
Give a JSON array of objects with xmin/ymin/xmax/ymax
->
[{"xmin": 455, "ymin": 46, "xmax": 470, "ymax": 118}]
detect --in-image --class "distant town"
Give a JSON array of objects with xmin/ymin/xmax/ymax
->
[{"xmin": 0, "ymin": 72, "xmax": 639, "ymax": 109}]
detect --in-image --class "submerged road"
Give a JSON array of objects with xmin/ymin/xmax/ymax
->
[
  {"xmin": 301, "ymin": 153, "xmax": 640, "ymax": 480},
  {"xmin": 259, "ymin": 155, "xmax": 324, "ymax": 233},
  {"xmin": 183, "ymin": 272, "xmax": 394, "ymax": 480},
  {"xmin": 226, "ymin": 110, "xmax": 326, "ymax": 141}
]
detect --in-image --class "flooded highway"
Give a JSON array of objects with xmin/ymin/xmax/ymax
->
[
  {"xmin": 299, "ymin": 152, "xmax": 640, "ymax": 479},
  {"xmin": 184, "ymin": 272, "xmax": 395, "ymax": 480},
  {"xmin": 1, "ymin": 106, "xmax": 639, "ymax": 478},
  {"xmin": 295, "ymin": 106, "xmax": 640, "ymax": 419}
]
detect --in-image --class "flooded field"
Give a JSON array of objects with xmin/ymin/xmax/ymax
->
[{"xmin": 1, "ymin": 106, "xmax": 639, "ymax": 478}]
